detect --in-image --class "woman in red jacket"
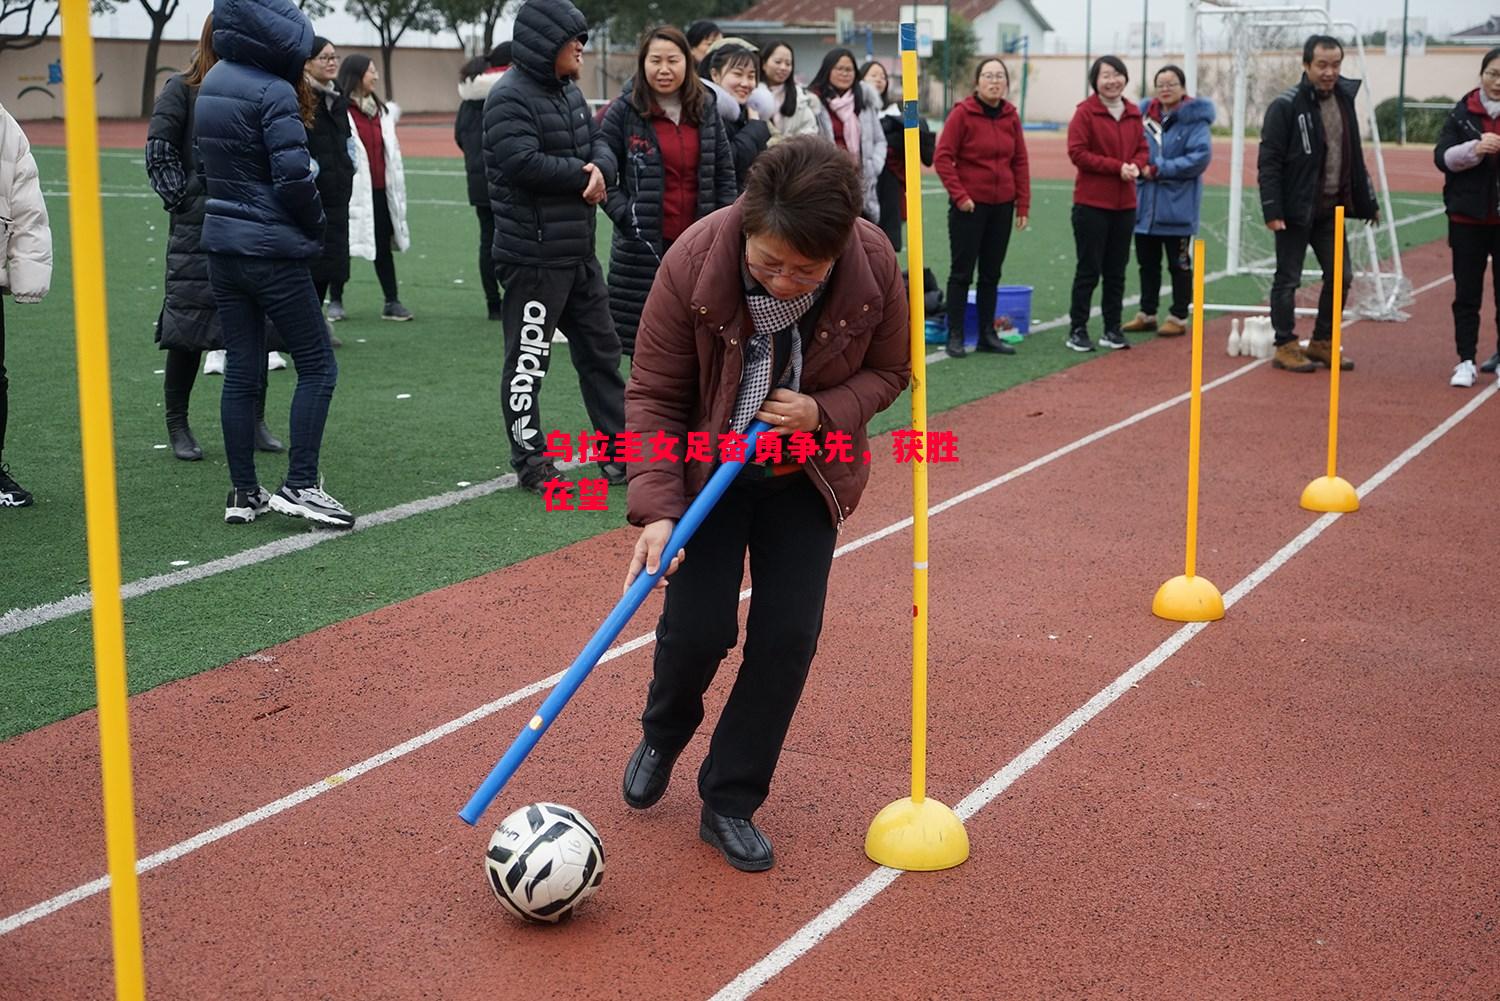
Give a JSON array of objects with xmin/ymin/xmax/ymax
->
[
  {"xmin": 1066, "ymin": 55, "xmax": 1149, "ymax": 352},
  {"xmin": 934, "ymin": 57, "xmax": 1030, "ymax": 358}
]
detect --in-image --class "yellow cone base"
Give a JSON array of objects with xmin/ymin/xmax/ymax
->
[
  {"xmin": 1152, "ymin": 574, "xmax": 1225, "ymax": 622},
  {"xmin": 865, "ymin": 796, "xmax": 969, "ymax": 871},
  {"xmin": 1300, "ymin": 475, "xmax": 1359, "ymax": 513}
]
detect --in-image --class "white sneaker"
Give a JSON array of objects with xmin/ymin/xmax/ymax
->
[
  {"xmin": 202, "ymin": 349, "xmax": 226, "ymax": 375},
  {"xmin": 267, "ymin": 351, "xmax": 287, "ymax": 371},
  {"xmin": 1451, "ymin": 360, "xmax": 1478, "ymax": 388}
]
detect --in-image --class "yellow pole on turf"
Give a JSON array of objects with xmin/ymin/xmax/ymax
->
[
  {"xmin": 1300, "ymin": 205, "xmax": 1359, "ymax": 513},
  {"xmin": 58, "ymin": 2, "xmax": 147, "ymax": 997},
  {"xmin": 865, "ymin": 24, "xmax": 969, "ymax": 872},
  {"xmin": 1152, "ymin": 240, "xmax": 1224, "ymax": 622}
]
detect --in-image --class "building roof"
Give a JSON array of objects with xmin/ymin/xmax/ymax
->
[
  {"xmin": 728, "ymin": 0, "xmax": 1052, "ymax": 34},
  {"xmin": 1452, "ymin": 16, "xmax": 1500, "ymax": 37}
]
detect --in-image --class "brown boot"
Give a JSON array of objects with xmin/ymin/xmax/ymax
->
[
  {"xmin": 1303, "ymin": 338, "xmax": 1354, "ymax": 371},
  {"xmin": 1158, "ymin": 316, "xmax": 1188, "ymax": 337},
  {"xmin": 1122, "ymin": 311, "xmax": 1157, "ymax": 332},
  {"xmin": 1272, "ymin": 341, "xmax": 1317, "ymax": 372}
]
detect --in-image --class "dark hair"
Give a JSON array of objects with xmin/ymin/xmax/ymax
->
[
  {"xmin": 1088, "ymin": 55, "xmax": 1128, "ymax": 92},
  {"xmin": 702, "ymin": 41, "xmax": 758, "ymax": 84},
  {"xmin": 336, "ymin": 53, "xmax": 384, "ymax": 112},
  {"xmin": 973, "ymin": 56, "xmax": 1010, "ymax": 87},
  {"xmin": 310, "ymin": 35, "xmax": 332, "ymax": 61},
  {"xmin": 760, "ymin": 41, "xmax": 798, "ymax": 119},
  {"xmin": 685, "ymin": 20, "xmax": 720, "ymax": 48},
  {"xmin": 741, "ymin": 136, "xmax": 862, "ymax": 261},
  {"xmin": 632, "ymin": 26, "xmax": 705, "ymax": 124},
  {"xmin": 1481, "ymin": 47, "xmax": 1500, "ymax": 74},
  {"xmin": 858, "ymin": 60, "xmax": 891, "ymax": 106},
  {"xmin": 460, "ymin": 54, "xmax": 488, "ymax": 81},
  {"xmin": 1153, "ymin": 63, "xmax": 1185, "ymax": 87},
  {"xmin": 809, "ymin": 47, "xmax": 865, "ymax": 114},
  {"xmin": 489, "ymin": 41, "xmax": 513, "ymax": 68},
  {"xmin": 182, "ymin": 15, "xmax": 217, "ymax": 88},
  {"xmin": 1302, "ymin": 34, "xmax": 1343, "ymax": 64}
]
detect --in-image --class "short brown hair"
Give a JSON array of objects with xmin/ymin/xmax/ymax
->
[{"xmin": 741, "ymin": 137, "xmax": 862, "ymax": 261}]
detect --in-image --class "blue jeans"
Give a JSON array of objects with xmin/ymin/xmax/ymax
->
[{"xmin": 208, "ymin": 254, "xmax": 337, "ymax": 491}]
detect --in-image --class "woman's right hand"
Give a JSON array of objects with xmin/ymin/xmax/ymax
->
[
  {"xmin": 1477, "ymin": 134, "xmax": 1500, "ymax": 156},
  {"xmin": 1119, "ymin": 162, "xmax": 1140, "ymax": 181},
  {"xmin": 957, "ymin": 197, "xmax": 976, "ymax": 212},
  {"xmin": 624, "ymin": 519, "xmax": 685, "ymax": 593}
]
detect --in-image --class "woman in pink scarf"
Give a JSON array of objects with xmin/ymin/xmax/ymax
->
[{"xmin": 808, "ymin": 47, "xmax": 885, "ymax": 223}]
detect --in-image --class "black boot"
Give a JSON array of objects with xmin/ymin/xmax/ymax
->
[
  {"xmin": 945, "ymin": 328, "xmax": 967, "ymax": 359},
  {"xmin": 975, "ymin": 326, "xmax": 1016, "ymax": 354},
  {"xmin": 253, "ymin": 389, "xmax": 285, "ymax": 453},
  {"xmin": 163, "ymin": 385, "xmax": 202, "ymax": 461}
]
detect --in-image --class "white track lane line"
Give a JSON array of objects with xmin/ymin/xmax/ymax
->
[
  {"xmin": 0, "ymin": 272, "xmax": 1459, "ymax": 937},
  {"xmin": 708, "ymin": 380, "xmax": 1498, "ymax": 1001}
]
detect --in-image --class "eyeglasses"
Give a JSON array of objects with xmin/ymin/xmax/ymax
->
[
  {"xmin": 1484, "ymin": 71, "xmax": 1500, "ymax": 81},
  {"xmin": 746, "ymin": 255, "xmax": 832, "ymax": 289},
  {"xmin": 315, "ymin": 53, "xmax": 339, "ymax": 63},
  {"xmin": 978, "ymin": 73, "xmax": 1006, "ymax": 82}
]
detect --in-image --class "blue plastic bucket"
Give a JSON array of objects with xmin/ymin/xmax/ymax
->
[{"xmin": 963, "ymin": 285, "xmax": 1034, "ymax": 340}]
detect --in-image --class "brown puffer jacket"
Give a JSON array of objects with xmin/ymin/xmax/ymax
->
[{"xmin": 625, "ymin": 201, "xmax": 910, "ymax": 530}]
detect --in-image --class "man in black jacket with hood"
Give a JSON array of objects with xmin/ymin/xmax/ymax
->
[
  {"xmin": 1258, "ymin": 35, "xmax": 1378, "ymax": 374},
  {"xmin": 484, "ymin": 0, "xmax": 626, "ymax": 493}
]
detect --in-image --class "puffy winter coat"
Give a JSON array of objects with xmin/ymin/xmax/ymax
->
[
  {"xmin": 146, "ymin": 75, "xmax": 219, "ymax": 348},
  {"xmin": 1435, "ymin": 89, "xmax": 1500, "ymax": 222},
  {"xmin": 348, "ymin": 102, "xmax": 411, "ymax": 259},
  {"xmin": 626, "ymin": 202, "xmax": 910, "ymax": 530},
  {"xmin": 483, "ymin": 0, "xmax": 617, "ymax": 269},
  {"xmin": 1134, "ymin": 95, "xmax": 1214, "ymax": 236},
  {"xmin": 813, "ymin": 81, "xmax": 886, "ymax": 223},
  {"xmin": 600, "ymin": 82, "xmax": 737, "ymax": 354},
  {"xmin": 456, "ymin": 69, "xmax": 505, "ymax": 206},
  {"xmin": 875, "ymin": 102, "xmax": 934, "ymax": 250},
  {"xmin": 1257, "ymin": 74, "xmax": 1378, "ymax": 226},
  {"xmin": 755, "ymin": 81, "xmax": 821, "ymax": 144},
  {"xmin": 305, "ymin": 79, "xmax": 354, "ymax": 286},
  {"xmin": 0, "ymin": 102, "xmax": 50, "ymax": 303},
  {"xmin": 194, "ymin": 0, "xmax": 324, "ymax": 259},
  {"xmin": 934, "ymin": 95, "xmax": 1029, "ymax": 212},
  {"xmin": 705, "ymin": 81, "xmax": 771, "ymax": 192},
  {"xmin": 1067, "ymin": 93, "xmax": 1150, "ymax": 211}
]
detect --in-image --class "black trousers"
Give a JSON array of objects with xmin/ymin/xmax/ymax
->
[
  {"xmin": 1135, "ymin": 233, "xmax": 1193, "ymax": 320},
  {"xmin": 332, "ymin": 191, "xmax": 399, "ymax": 305},
  {"xmin": 946, "ymin": 200, "xmax": 1015, "ymax": 340},
  {"xmin": 641, "ymin": 472, "xmax": 838, "ymax": 818},
  {"xmin": 1270, "ymin": 213, "xmax": 1349, "ymax": 345},
  {"xmin": 1070, "ymin": 205, "xmax": 1135, "ymax": 332},
  {"xmin": 1449, "ymin": 220, "xmax": 1500, "ymax": 363},
  {"xmin": 0, "ymin": 299, "xmax": 7, "ymax": 462},
  {"xmin": 476, "ymin": 206, "xmax": 501, "ymax": 309},
  {"xmin": 497, "ymin": 258, "xmax": 624, "ymax": 471}
]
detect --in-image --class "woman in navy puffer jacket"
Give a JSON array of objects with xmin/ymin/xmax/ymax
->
[{"xmin": 195, "ymin": 0, "xmax": 353, "ymax": 529}]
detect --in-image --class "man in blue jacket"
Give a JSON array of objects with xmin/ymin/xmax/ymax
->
[{"xmin": 484, "ymin": 0, "xmax": 626, "ymax": 495}]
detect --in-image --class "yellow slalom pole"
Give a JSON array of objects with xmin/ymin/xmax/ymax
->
[
  {"xmin": 865, "ymin": 24, "xmax": 968, "ymax": 872},
  {"xmin": 1300, "ymin": 205, "xmax": 1359, "ymax": 513},
  {"xmin": 1153, "ymin": 241, "xmax": 1223, "ymax": 622},
  {"xmin": 58, "ymin": 2, "xmax": 146, "ymax": 997}
]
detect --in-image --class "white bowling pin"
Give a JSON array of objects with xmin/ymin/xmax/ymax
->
[{"xmin": 1227, "ymin": 317, "xmax": 1242, "ymax": 356}]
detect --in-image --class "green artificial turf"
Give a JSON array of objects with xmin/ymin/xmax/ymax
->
[{"xmin": 0, "ymin": 148, "xmax": 1448, "ymax": 739}]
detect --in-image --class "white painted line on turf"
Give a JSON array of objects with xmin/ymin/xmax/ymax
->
[
  {"xmin": 0, "ymin": 271, "xmax": 1464, "ymax": 938},
  {"xmin": 708, "ymin": 380, "xmax": 1499, "ymax": 1001}
]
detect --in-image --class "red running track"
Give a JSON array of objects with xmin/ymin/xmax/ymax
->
[{"xmin": 0, "ymin": 238, "xmax": 1495, "ymax": 999}]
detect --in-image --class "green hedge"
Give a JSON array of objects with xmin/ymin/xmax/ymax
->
[{"xmin": 1375, "ymin": 95, "xmax": 1454, "ymax": 144}]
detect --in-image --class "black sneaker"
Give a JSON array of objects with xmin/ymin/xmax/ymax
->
[
  {"xmin": 1099, "ymin": 329, "xmax": 1131, "ymax": 351},
  {"xmin": 1065, "ymin": 328, "xmax": 1095, "ymax": 353},
  {"xmin": 600, "ymin": 462, "xmax": 627, "ymax": 486},
  {"xmin": 518, "ymin": 460, "xmax": 562, "ymax": 494},
  {"xmin": 382, "ymin": 301, "xmax": 413, "ymax": 322},
  {"xmin": 1480, "ymin": 351, "xmax": 1500, "ymax": 374},
  {"xmin": 224, "ymin": 485, "xmax": 271, "ymax": 524},
  {"xmin": 0, "ymin": 464, "xmax": 34, "ymax": 507},
  {"xmin": 269, "ymin": 483, "xmax": 355, "ymax": 529}
]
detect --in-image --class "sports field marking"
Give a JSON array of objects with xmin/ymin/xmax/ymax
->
[
  {"xmin": 0, "ymin": 271, "xmax": 1462, "ymax": 938},
  {"xmin": 709, "ymin": 378, "xmax": 1495, "ymax": 1001}
]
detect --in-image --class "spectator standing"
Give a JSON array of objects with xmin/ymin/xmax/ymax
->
[
  {"xmin": 600, "ymin": 26, "xmax": 736, "ymax": 357},
  {"xmin": 808, "ymin": 48, "xmax": 886, "ymax": 223},
  {"xmin": 457, "ymin": 42, "xmax": 510, "ymax": 321},
  {"xmin": 1257, "ymin": 35, "xmax": 1376, "ymax": 373},
  {"xmin": 755, "ymin": 42, "xmax": 821, "ymax": 143},
  {"xmin": 1124, "ymin": 65, "xmax": 1214, "ymax": 338},
  {"xmin": 334, "ymin": 54, "xmax": 412, "ymax": 322},
  {"xmin": 621, "ymin": 139, "xmax": 909, "ymax": 873},
  {"xmin": 1066, "ymin": 55, "xmax": 1149, "ymax": 352},
  {"xmin": 685, "ymin": 20, "xmax": 721, "ymax": 64},
  {"xmin": 0, "ymin": 100, "xmax": 51, "ymax": 508},
  {"xmin": 701, "ymin": 40, "xmax": 773, "ymax": 191},
  {"xmin": 483, "ymin": 0, "xmax": 627, "ymax": 493},
  {"xmin": 146, "ymin": 14, "xmax": 284, "ymax": 461},
  {"xmin": 304, "ymin": 35, "xmax": 355, "ymax": 342},
  {"xmin": 196, "ymin": 0, "xmax": 352, "ymax": 528},
  {"xmin": 1434, "ymin": 46, "xmax": 1500, "ymax": 388},
  {"xmin": 860, "ymin": 59, "xmax": 934, "ymax": 253},
  {"xmin": 933, "ymin": 57, "xmax": 1029, "ymax": 358}
]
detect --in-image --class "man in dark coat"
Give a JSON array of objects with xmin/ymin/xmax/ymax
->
[
  {"xmin": 483, "ymin": 0, "xmax": 625, "ymax": 493},
  {"xmin": 1258, "ymin": 34, "xmax": 1379, "ymax": 373}
]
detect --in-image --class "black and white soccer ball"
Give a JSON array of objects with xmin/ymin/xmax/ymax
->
[{"xmin": 485, "ymin": 802, "xmax": 605, "ymax": 924}]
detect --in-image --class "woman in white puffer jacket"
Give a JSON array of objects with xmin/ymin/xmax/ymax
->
[
  {"xmin": 754, "ymin": 41, "xmax": 820, "ymax": 144},
  {"xmin": 0, "ymin": 101, "xmax": 52, "ymax": 508},
  {"xmin": 806, "ymin": 47, "xmax": 885, "ymax": 224}
]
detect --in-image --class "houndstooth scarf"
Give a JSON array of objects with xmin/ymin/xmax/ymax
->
[{"xmin": 730, "ymin": 286, "xmax": 816, "ymax": 433}]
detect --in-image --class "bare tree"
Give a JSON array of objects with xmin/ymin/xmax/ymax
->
[
  {"xmin": 0, "ymin": 0, "xmax": 59, "ymax": 55},
  {"xmin": 346, "ymin": 0, "xmax": 444, "ymax": 99},
  {"xmin": 299, "ymin": 0, "xmax": 334, "ymax": 17},
  {"xmin": 137, "ymin": 0, "xmax": 181, "ymax": 116}
]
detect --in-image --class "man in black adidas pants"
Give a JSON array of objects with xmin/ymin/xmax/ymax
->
[{"xmin": 483, "ymin": 0, "xmax": 625, "ymax": 492}]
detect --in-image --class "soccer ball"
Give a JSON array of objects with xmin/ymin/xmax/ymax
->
[{"xmin": 485, "ymin": 802, "xmax": 605, "ymax": 923}]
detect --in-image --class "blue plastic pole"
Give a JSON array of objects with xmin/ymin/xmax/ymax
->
[{"xmin": 458, "ymin": 420, "xmax": 774, "ymax": 825}]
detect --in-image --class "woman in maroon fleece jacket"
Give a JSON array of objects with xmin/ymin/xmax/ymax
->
[
  {"xmin": 934, "ymin": 56, "xmax": 1030, "ymax": 359},
  {"xmin": 1066, "ymin": 55, "xmax": 1149, "ymax": 352}
]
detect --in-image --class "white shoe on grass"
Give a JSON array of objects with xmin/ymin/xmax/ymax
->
[
  {"xmin": 1451, "ymin": 360, "xmax": 1477, "ymax": 388},
  {"xmin": 269, "ymin": 483, "xmax": 355, "ymax": 529}
]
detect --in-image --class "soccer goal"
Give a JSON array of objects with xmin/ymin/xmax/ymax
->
[{"xmin": 1184, "ymin": 0, "xmax": 1412, "ymax": 322}]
